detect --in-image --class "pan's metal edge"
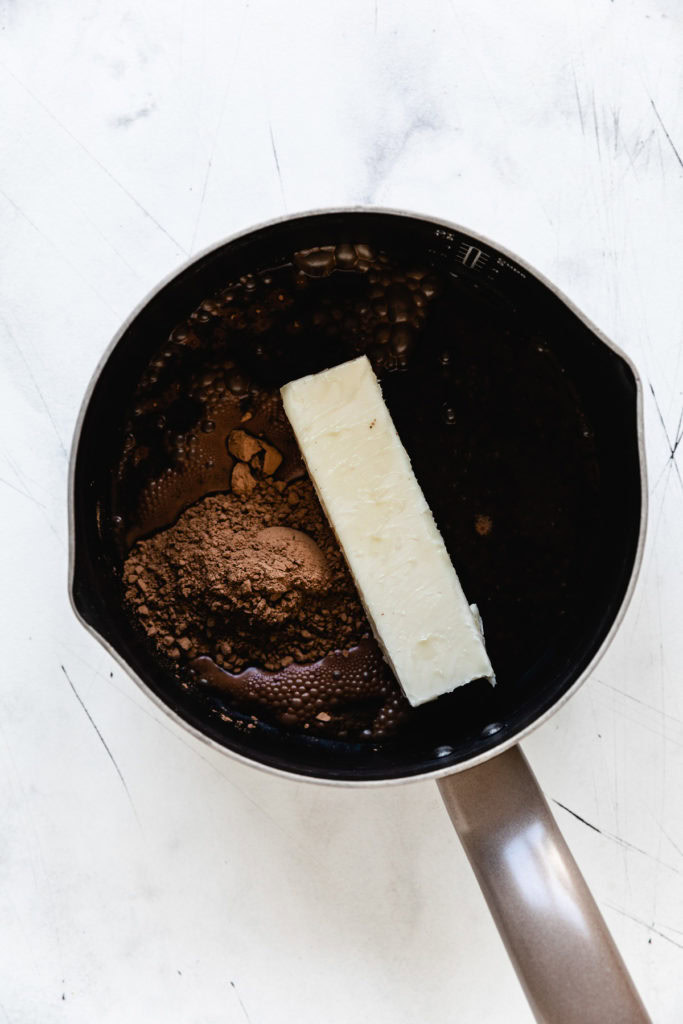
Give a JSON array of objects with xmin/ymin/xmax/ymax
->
[{"xmin": 68, "ymin": 205, "xmax": 648, "ymax": 788}]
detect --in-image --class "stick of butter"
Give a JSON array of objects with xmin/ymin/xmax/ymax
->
[{"xmin": 281, "ymin": 355, "xmax": 494, "ymax": 707}]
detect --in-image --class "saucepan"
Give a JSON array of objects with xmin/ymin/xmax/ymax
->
[{"xmin": 69, "ymin": 210, "xmax": 650, "ymax": 1023}]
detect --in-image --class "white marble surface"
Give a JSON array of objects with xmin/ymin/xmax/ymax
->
[{"xmin": 1, "ymin": 1, "xmax": 682, "ymax": 1021}]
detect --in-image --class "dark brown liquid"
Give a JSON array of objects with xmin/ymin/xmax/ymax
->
[
  {"xmin": 113, "ymin": 243, "xmax": 599, "ymax": 742},
  {"xmin": 193, "ymin": 640, "xmax": 406, "ymax": 740}
]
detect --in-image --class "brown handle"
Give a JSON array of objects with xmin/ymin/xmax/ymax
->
[{"xmin": 437, "ymin": 745, "xmax": 651, "ymax": 1024}]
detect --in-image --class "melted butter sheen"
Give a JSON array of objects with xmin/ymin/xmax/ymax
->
[{"xmin": 192, "ymin": 640, "xmax": 410, "ymax": 740}]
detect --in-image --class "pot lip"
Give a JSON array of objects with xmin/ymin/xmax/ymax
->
[{"xmin": 67, "ymin": 204, "xmax": 648, "ymax": 789}]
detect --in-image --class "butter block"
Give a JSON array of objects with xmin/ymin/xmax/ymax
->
[{"xmin": 281, "ymin": 355, "xmax": 494, "ymax": 707}]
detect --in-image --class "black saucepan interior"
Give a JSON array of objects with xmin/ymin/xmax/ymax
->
[{"xmin": 71, "ymin": 212, "xmax": 642, "ymax": 781}]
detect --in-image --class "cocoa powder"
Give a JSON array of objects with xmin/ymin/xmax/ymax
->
[{"xmin": 123, "ymin": 474, "xmax": 370, "ymax": 673}]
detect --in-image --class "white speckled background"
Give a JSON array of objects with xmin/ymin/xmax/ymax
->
[{"xmin": 1, "ymin": 1, "xmax": 682, "ymax": 1021}]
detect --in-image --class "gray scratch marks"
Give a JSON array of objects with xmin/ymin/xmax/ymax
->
[
  {"xmin": 189, "ymin": 0, "xmax": 250, "ymax": 254},
  {"xmin": 553, "ymin": 800, "xmax": 681, "ymax": 876},
  {"xmin": 570, "ymin": 72, "xmax": 637, "ymax": 172},
  {"xmin": 671, "ymin": 403, "xmax": 683, "ymax": 461},
  {"xmin": 611, "ymin": 108, "xmax": 620, "ymax": 156},
  {"xmin": 1, "ymin": 64, "xmax": 186, "ymax": 254},
  {"xmin": 590, "ymin": 90, "xmax": 601, "ymax": 157},
  {"xmin": 60, "ymin": 665, "xmax": 139, "ymax": 823},
  {"xmin": 0, "ymin": 185, "xmax": 120, "ymax": 318},
  {"xmin": 605, "ymin": 903, "xmax": 683, "ymax": 951},
  {"xmin": 2, "ymin": 450, "xmax": 64, "ymax": 550},
  {"xmin": 374, "ymin": 0, "xmax": 378, "ymax": 33},
  {"xmin": 1, "ymin": 313, "xmax": 67, "ymax": 458},
  {"xmin": 631, "ymin": 131, "xmax": 655, "ymax": 165},
  {"xmin": 651, "ymin": 99, "xmax": 683, "ymax": 172},
  {"xmin": 571, "ymin": 69, "xmax": 585, "ymax": 135},
  {"xmin": 68, "ymin": 651, "xmax": 329, "ymax": 867},
  {"xmin": 659, "ymin": 825, "xmax": 683, "ymax": 864},
  {"xmin": 189, "ymin": 156, "xmax": 213, "ymax": 254},
  {"xmin": 594, "ymin": 677, "xmax": 683, "ymax": 730},
  {"xmin": 0, "ymin": 474, "xmax": 46, "ymax": 509},
  {"xmin": 649, "ymin": 380, "xmax": 683, "ymax": 492},
  {"xmin": 230, "ymin": 980, "xmax": 253, "ymax": 1024},
  {"xmin": 553, "ymin": 800, "xmax": 602, "ymax": 835},
  {"xmin": 268, "ymin": 122, "xmax": 287, "ymax": 211}
]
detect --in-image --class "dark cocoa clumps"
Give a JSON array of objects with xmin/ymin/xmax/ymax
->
[{"xmin": 123, "ymin": 476, "xmax": 370, "ymax": 673}]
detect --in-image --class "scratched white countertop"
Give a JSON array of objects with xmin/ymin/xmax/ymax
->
[{"xmin": 1, "ymin": 1, "xmax": 682, "ymax": 1021}]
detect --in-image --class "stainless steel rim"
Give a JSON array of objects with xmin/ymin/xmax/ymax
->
[{"xmin": 67, "ymin": 205, "xmax": 649, "ymax": 788}]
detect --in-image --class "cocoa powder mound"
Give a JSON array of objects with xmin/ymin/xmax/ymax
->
[{"xmin": 123, "ymin": 475, "xmax": 370, "ymax": 673}]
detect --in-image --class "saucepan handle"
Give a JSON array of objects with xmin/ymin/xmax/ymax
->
[{"xmin": 437, "ymin": 745, "xmax": 651, "ymax": 1024}]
